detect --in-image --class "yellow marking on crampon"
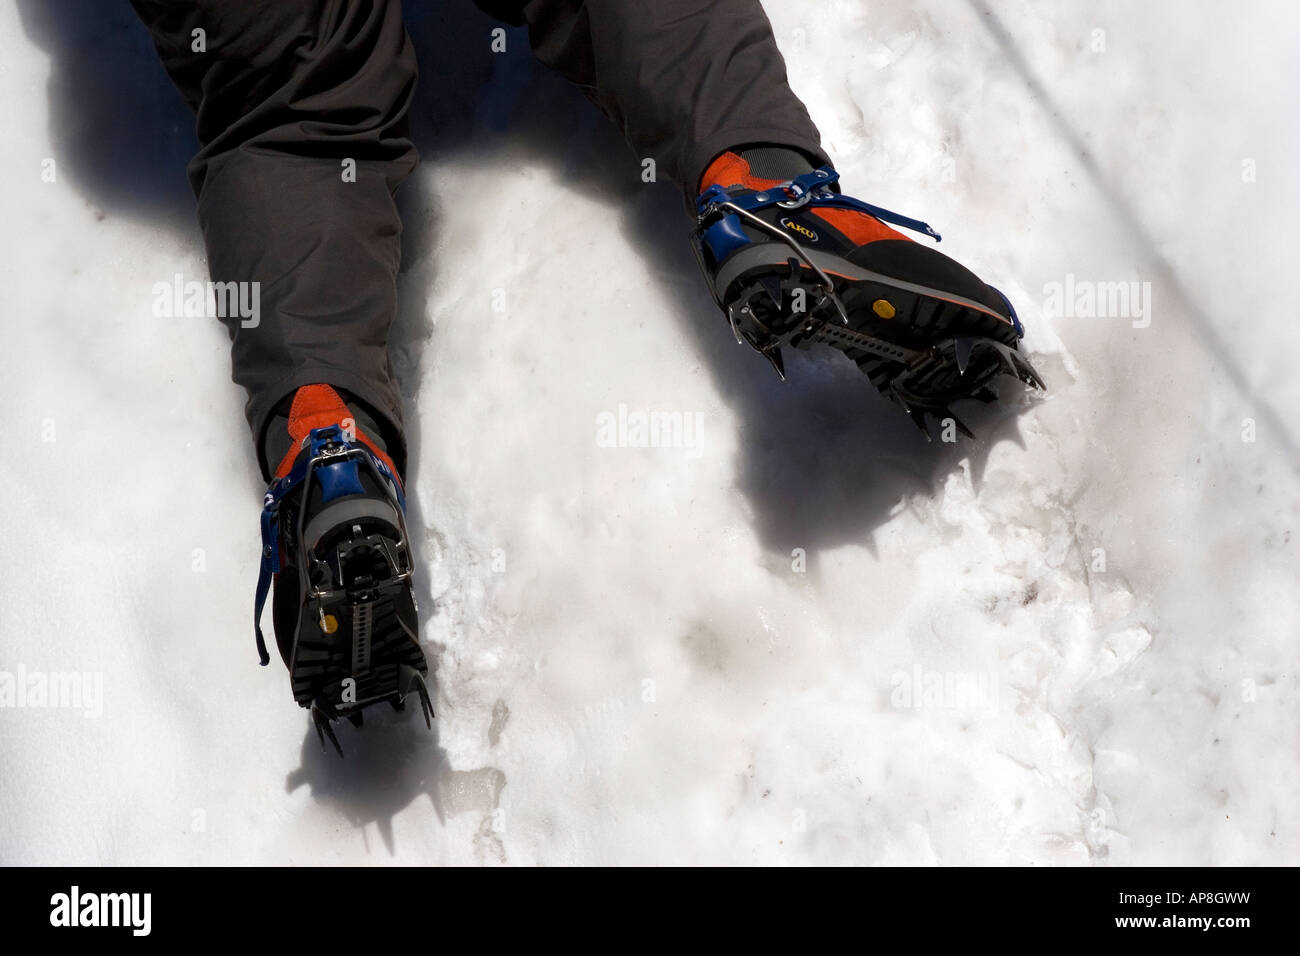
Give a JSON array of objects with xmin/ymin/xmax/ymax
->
[
  {"xmin": 319, "ymin": 613, "xmax": 339, "ymax": 635},
  {"xmin": 872, "ymin": 298, "xmax": 897, "ymax": 319}
]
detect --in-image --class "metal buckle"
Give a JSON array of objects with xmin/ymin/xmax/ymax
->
[{"xmin": 777, "ymin": 181, "xmax": 812, "ymax": 209}]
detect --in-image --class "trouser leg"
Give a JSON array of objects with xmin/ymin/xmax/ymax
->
[
  {"xmin": 130, "ymin": 0, "xmax": 418, "ymax": 479},
  {"xmin": 476, "ymin": 0, "xmax": 829, "ymax": 198}
]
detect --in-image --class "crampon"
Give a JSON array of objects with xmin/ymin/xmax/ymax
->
[
  {"xmin": 691, "ymin": 161, "xmax": 1044, "ymax": 438},
  {"xmin": 254, "ymin": 423, "xmax": 432, "ymax": 756}
]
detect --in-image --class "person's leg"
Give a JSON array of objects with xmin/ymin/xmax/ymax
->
[
  {"xmin": 130, "ymin": 0, "xmax": 418, "ymax": 479},
  {"xmin": 132, "ymin": 1, "xmax": 431, "ymax": 737},
  {"xmin": 477, "ymin": 0, "xmax": 828, "ymax": 200},
  {"xmin": 481, "ymin": 0, "xmax": 1043, "ymax": 429}
]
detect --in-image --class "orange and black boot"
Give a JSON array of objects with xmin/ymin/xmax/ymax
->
[
  {"xmin": 253, "ymin": 385, "xmax": 431, "ymax": 755},
  {"xmin": 691, "ymin": 151, "xmax": 1043, "ymax": 436}
]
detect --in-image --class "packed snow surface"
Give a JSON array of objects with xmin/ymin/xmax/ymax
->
[{"xmin": 1, "ymin": 0, "xmax": 1296, "ymax": 864}]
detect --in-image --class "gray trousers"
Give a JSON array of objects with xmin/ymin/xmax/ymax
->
[{"xmin": 130, "ymin": 0, "xmax": 827, "ymax": 479}]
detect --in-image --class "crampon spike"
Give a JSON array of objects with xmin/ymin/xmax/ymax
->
[
  {"xmin": 993, "ymin": 342, "xmax": 1039, "ymax": 386},
  {"xmin": 759, "ymin": 275, "xmax": 783, "ymax": 310},
  {"xmin": 990, "ymin": 342, "xmax": 1017, "ymax": 377},
  {"xmin": 953, "ymin": 336, "xmax": 975, "ymax": 375},
  {"xmin": 1011, "ymin": 351, "xmax": 1046, "ymax": 389},
  {"xmin": 311, "ymin": 701, "xmax": 344, "ymax": 758},
  {"xmin": 725, "ymin": 305, "xmax": 745, "ymax": 345},
  {"xmin": 761, "ymin": 345, "xmax": 786, "ymax": 382},
  {"xmin": 943, "ymin": 410, "xmax": 975, "ymax": 439},
  {"xmin": 907, "ymin": 406, "xmax": 933, "ymax": 441},
  {"xmin": 400, "ymin": 664, "xmax": 434, "ymax": 730}
]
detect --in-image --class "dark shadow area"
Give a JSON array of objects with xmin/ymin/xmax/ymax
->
[
  {"xmin": 18, "ymin": 0, "xmax": 1035, "ymax": 849},
  {"xmin": 15, "ymin": 1, "xmax": 199, "ymax": 236},
  {"xmin": 285, "ymin": 707, "xmax": 451, "ymax": 855},
  {"xmin": 614, "ymin": 183, "xmax": 1034, "ymax": 562}
]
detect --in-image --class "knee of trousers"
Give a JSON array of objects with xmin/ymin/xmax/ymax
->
[{"xmin": 143, "ymin": 0, "xmax": 418, "ymax": 176}]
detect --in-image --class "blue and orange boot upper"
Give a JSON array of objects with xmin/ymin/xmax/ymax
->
[
  {"xmin": 692, "ymin": 150, "xmax": 1043, "ymax": 436},
  {"xmin": 254, "ymin": 384, "xmax": 432, "ymax": 754}
]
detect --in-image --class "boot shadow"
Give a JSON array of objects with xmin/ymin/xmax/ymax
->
[
  {"xmin": 284, "ymin": 704, "xmax": 507, "ymax": 861},
  {"xmin": 14, "ymin": 0, "xmax": 199, "ymax": 236}
]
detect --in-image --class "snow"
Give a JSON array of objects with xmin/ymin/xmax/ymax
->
[{"xmin": 1, "ymin": 0, "xmax": 1296, "ymax": 865}]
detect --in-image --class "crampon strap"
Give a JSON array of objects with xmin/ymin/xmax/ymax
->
[{"xmin": 696, "ymin": 164, "xmax": 942, "ymax": 242}]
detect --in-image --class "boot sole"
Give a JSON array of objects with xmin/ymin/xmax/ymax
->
[
  {"xmin": 286, "ymin": 500, "xmax": 430, "ymax": 739},
  {"xmin": 712, "ymin": 242, "xmax": 1044, "ymax": 432}
]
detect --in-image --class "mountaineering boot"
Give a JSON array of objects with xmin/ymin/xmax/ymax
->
[
  {"xmin": 253, "ymin": 385, "xmax": 432, "ymax": 756},
  {"xmin": 691, "ymin": 150, "xmax": 1044, "ymax": 438}
]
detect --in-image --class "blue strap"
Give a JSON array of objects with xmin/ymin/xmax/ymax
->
[
  {"xmin": 373, "ymin": 454, "xmax": 406, "ymax": 513},
  {"xmin": 991, "ymin": 286, "xmax": 1025, "ymax": 337},
  {"xmin": 253, "ymin": 477, "xmax": 296, "ymax": 666},
  {"xmin": 252, "ymin": 559, "xmax": 274, "ymax": 665},
  {"xmin": 812, "ymin": 193, "xmax": 942, "ymax": 242},
  {"xmin": 697, "ymin": 165, "xmax": 942, "ymax": 242}
]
